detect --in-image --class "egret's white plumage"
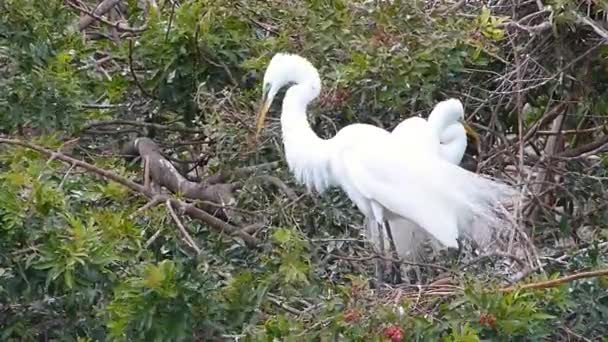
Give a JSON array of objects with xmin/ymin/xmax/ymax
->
[
  {"xmin": 255, "ymin": 53, "xmax": 516, "ymax": 258},
  {"xmin": 379, "ymin": 99, "xmax": 478, "ymax": 258},
  {"xmin": 392, "ymin": 98, "xmax": 471, "ymax": 165}
]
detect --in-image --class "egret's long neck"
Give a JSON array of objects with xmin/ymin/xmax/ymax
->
[
  {"xmin": 438, "ymin": 124, "xmax": 467, "ymax": 165},
  {"xmin": 281, "ymin": 84, "xmax": 318, "ymax": 137},
  {"xmin": 427, "ymin": 106, "xmax": 467, "ymax": 164},
  {"xmin": 280, "ymin": 83, "xmax": 332, "ymax": 193},
  {"xmin": 427, "ymin": 110, "xmax": 450, "ymax": 135}
]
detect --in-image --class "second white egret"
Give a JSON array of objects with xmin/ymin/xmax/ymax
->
[{"xmin": 381, "ymin": 99, "xmax": 484, "ymax": 259}]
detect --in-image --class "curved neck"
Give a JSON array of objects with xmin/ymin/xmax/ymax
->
[
  {"xmin": 281, "ymin": 84, "xmax": 318, "ymax": 134},
  {"xmin": 280, "ymin": 83, "xmax": 332, "ymax": 193},
  {"xmin": 438, "ymin": 124, "xmax": 466, "ymax": 165},
  {"xmin": 428, "ymin": 110, "xmax": 450, "ymax": 134}
]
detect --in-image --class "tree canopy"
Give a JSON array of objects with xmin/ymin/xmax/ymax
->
[{"xmin": 1, "ymin": 0, "xmax": 608, "ymax": 340}]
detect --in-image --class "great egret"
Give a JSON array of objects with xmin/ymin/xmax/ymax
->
[
  {"xmin": 255, "ymin": 52, "xmax": 515, "ymax": 258},
  {"xmin": 382, "ymin": 99, "xmax": 483, "ymax": 258}
]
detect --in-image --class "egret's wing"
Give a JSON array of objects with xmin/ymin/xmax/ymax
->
[
  {"xmin": 338, "ymin": 135, "xmax": 515, "ymax": 248},
  {"xmin": 338, "ymin": 141, "xmax": 459, "ymax": 247}
]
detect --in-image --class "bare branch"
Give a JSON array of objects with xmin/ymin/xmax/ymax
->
[
  {"xmin": 0, "ymin": 137, "xmax": 260, "ymax": 248},
  {"xmin": 81, "ymin": 119, "xmax": 207, "ymax": 134},
  {"xmin": 67, "ymin": 0, "xmax": 146, "ymax": 33},
  {"xmin": 166, "ymin": 199, "xmax": 202, "ymax": 254},
  {"xmin": 573, "ymin": 12, "xmax": 608, "ymax": 41},
  {"xmin": 501, "ymin": 268, "xmax": 608, "ymax": 292}
]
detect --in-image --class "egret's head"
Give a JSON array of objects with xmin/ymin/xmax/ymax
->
[
  {"xmin": 255, "ymin": 53, "xmax": 321, "ymax": 139},
  {"xmin": 430, "ymin": 98, "xmax": 480, "ymax": 144}
]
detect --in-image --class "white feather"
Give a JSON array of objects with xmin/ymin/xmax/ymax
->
[
  {"xmin": 259, "ymin": 53, "xmax": 517, "ymax": 260},
  {"xmin": 387, "ymin": 98, "xmax": 474, "ymax": 258}
]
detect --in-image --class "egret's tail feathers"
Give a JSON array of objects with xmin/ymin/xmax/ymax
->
[{"xmin": 453, "ymin": 171, "xmax": 519, "ymax": 250}]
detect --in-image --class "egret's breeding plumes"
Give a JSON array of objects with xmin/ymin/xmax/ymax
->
[{"xmin": 255, "ymin": 52, "xmax": 517, "ymax": 262}]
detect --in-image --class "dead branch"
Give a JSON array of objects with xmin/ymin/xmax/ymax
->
[
  {"xmin": 128, "ymin": 39, "xmax": 155, "ymax": 98},
  {"xmin": 501, "ymin": 268, "xmax": 608, "ymax": 292},
  {"xmin": 506, "ymin": 21, "xmax": 552, "ymax": 34},
  {"xmin": 256, "ymin": 175, "xmax": 298, "ymax": 201},
  {"xmin": 0, "ymin": 137, "xmax": 260, "ymax": 248},
  {"xmin": 123, "ymin": 137, "xmax": 239, "ymax": 218},
  {"xmin": 68, "ymin": 0, "xmax": 146, "ymax": 33},
  {"xmin": 166, "ymin": 199, "xmax": 202, "ymax": 254},
  {"xmin": 556, "ymin": 134, "xmax": 608, "ymax": 158},
  {"xmin": 460, "ymin": 251, "xmax": 527, "ymax": 270},
  {"xmin": 81, "ymin": 119, "xmax": 207, "ymax": 134},
  {"xmin": 76, "ymin": 0, "xmax": 121, "ymax": 30},
  {"xmin": 573, "ymin": 12, "xmax": 608, "ymax": 41}
]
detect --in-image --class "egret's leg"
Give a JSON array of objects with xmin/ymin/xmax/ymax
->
[
  {"xmin": 370, "ymin": 202, "xmax": 389, "ymax": 284},
  {"xmin": 457, "ymin": 236, "xmax": 464, "ymax": 259},
  {"xmin": 384, "ymin": 219, "xmax": 403, "ymax": 284},
  {"xmin": 374, "ymin": 221, "xmax": 386, "ymax": 282}
]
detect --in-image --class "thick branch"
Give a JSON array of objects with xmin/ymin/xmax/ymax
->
[
  {"xmin": 0, "ymin": 137, "xmax": 259, "ymax": 248},
  {"xmin": 123, "ymin": 138, "xmax": 237, "ymax": 214},
  {"xmin": 557, "ymin": 134, "xmax": 608, "ymax": 158}
]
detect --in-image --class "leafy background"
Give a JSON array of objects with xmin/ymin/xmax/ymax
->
[{"xmin": 1, "ymin": 0, "xmax": 608, "ymax": 340}]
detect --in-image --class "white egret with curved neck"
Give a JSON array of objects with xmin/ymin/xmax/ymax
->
[
  {"xmin": 255, "ymin": 52, "xmax": 515, "ymax": 260},
  {"xmin": 384, "ymin": 98, "xmax": 482, "ymax": 258}
]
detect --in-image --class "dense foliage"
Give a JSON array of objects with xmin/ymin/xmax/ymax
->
[{"xmin": 1, "ymin": 0, "xmax": 608, "ymax": 340}]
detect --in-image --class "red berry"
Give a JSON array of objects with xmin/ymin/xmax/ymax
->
[{"xmin": 383, "ymin": 325, "xmax": 404, "ymax": 342}]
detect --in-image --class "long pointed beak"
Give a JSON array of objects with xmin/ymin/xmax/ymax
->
[
  {"xmin": 255, "ymin": 88, "xmax": 272, "ymax": 141},
  {"xmin": 459, "ymin": 119, "xmax": 480, "ymax": 144}
]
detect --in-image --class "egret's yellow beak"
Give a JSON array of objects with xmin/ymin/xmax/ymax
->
[
  {"xmin": 459, "ymin": 118, "xmax": 480, "ymax": 144},
  {"xmin": 255, "ymin": 87, "xmax": 272, "ymax": 141}
]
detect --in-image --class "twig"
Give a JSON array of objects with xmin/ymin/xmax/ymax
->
[
  {"xmin": 573, "ymin": 12, "xmax": 608, "ymax": 41},
  {"xmin": 561, "ymin": 326, "xmax": 593, "ymax": 342},
  {"xmin": 460, "ymin": 251, "xmax": 527, "ymax": 270},
  {"xmin": 67, "ymin": 0, "xmax": 146, "ymax": 33},
  {"xmin": 58, "ymin": 163, "xmax": 76, "ymax": 189},
  {"xmin": 506, "ymin": 21, "xmax": 552, "ymax": 34},
  {"xmin": 75, "ymin": 0, "xmax": 121, "ymax": 30},
  {"xmin": 267, "ymin": 293, "xmax": 308, "ymax": 317},
  {"xmin": 556, "ymin": 134, "xmax": 608, "ymax": 158},
  {"xmin": 128, "ymin": 39, "xmax": 154, "ymax": 98},
  {"xmin": 233, "ymin": 161, "xmax": 281, "ymax": 176},
  {"xmin": 166, "ymin": 199, "xmax": 202, "ymax": 254},
  {"xmin": 329, "ymin": 252, "xmax": 451, "ymax": 272},
  {"xmin": 501, "ymin": 268, "xmax": 608, "ymax": 292},
  {"xmin": 143, "ymin": 155, "xmax": 151, "ymax": 190},
  {"xmin": 130, "ymin": 195, "xmax": 164, "ymax": 218},
  {"xmin": 256, "ymin": 175, "xmax": 298, "ymax": 201},
  {"xmin": 145, "ymin": 228, "xmax": 163, "ymax": 248},
  {"xmin": 81, "ymin": 119, "xmax": 206, "ymax": 134}
]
